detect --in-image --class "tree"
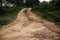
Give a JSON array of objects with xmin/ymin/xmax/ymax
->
[
  {"xmin": 0, "ymin": 0, "xmax": 2, "ymax": 7},
  {"xmin": 50, "ymin": 0, "xmax": 60, "ymax": 9},
  {"xmin": 25, "ymin": 0, "xmax": 40, "ymax": 7},
  {"xmin": 55, "ymin": 0, "xmax": 60, "ymax": 10},
  {"xmin": 6, "ymin": 0, "xmax": 24, "ymax": 6}
]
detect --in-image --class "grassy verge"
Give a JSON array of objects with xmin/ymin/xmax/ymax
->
[
  {"xmin": 0, "ymin": 6, "xmax": 24, "ymax": 26},
  {"xmin": 32, "ymin": 9, "xmax": 60, "ymax": 25},
  {"xmin": 1, "ymin": 6, "xmax": 24, "ymax": 18}
]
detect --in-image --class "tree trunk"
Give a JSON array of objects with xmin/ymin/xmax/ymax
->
[
  {"xmin": 0, "ymin": 0, "xmax": 2, "ymax": 10},
  {"xmin": 0, "ymin": 0, "xmax": 2, "ymax": 7}
]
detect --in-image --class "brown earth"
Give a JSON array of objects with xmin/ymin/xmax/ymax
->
[{"xmin": 0, "ymin": 8, "xmax": 60, "ymax": 40}]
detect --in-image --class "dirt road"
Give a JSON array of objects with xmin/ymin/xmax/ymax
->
[{"xmin": 0, "ymin": 8, "xmax": 60, "ymax": 40}]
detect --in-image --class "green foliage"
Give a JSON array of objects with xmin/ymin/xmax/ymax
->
[
  {"xmin": 6, "ymin": 0, "xmax": 24, "ymax": 6},
  {"xmin": 0, "ymin": 6, "xmax": 24, "ymax": 26},
  {"xmin": 32, "ymin": 0, "xmax": 60, "ymax": 25},
  {"xmin": 50, "ymin": 0, "xmax": 60, "ymax": 10},
  {"xmin": 0, "ymin": 19, "xmax": 11, "ymax": 26},
  {"xmin": 1, "ymin": 0, "xmax": 60, "ymax": 26},
  {"xmin": 1, "ymin": 6, "xmax": 24, "ymax": 18},
  {"xmin": 25, "ymin": 0, "xmax": 40, "ymax": 7},
  {"xmin": 32, "ymin": 9, "xmax": 60, "ymax": 25}
]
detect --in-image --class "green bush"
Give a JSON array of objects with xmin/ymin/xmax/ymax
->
[
  {"xmin": 1, "ymin": 6, "xmax": 23, "ymax": 18},
  {"xmin": 32, "ymin": 10, "xmax": 60, "ymax": 25}
]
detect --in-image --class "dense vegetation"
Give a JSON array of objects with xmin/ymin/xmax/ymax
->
[{"xmin": 0, "ymin": 0, "xmax": 60, "ymax": 26}]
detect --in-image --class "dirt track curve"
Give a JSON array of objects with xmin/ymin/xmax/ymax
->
[{"xmin": 0, "ymin": 8, "xmax": 60, "ymax": 40}]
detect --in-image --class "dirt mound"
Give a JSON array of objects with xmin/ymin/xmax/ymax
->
[{"xmin": 0, "ymin": 8, "xmax": 60, "ymax": 40}]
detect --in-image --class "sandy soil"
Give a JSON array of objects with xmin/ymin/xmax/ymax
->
[{"xmin": 0, "ymin": 8, "xmax": 60, "ymax": 40}]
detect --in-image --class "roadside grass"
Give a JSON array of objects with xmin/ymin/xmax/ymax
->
[
  {"xmin": 32, "ymin": 9, "xmax": 60, "ymax": 25},
  {"xmin": 1, "ymin": 6, "xmax": 23, "ymax": 18},
  {"xmin": 0, "ymin": 6, "xmax": 24, "ymax": 26},
  {"xmin": 0, "ymin": 6, "xmax": 60, "ymax": 26},
  {"xmin": 0, "ymin": 19, "xmax": 11, "ymax": 26}
]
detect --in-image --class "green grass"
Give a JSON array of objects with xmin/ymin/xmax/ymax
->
[
  {"xmin": 0, "ymin": 6, "xmax": 24, "ymax": 26},
  {"xmin": 0, "ymin": 6, "xmax": 60, "ymax": 26},
  {"xmin": 1, "ymin": 6, "xmax": 23, "ymax": 18},
  {"xmin": 32, "ymin": 10, "xmax": 60, "ymax": 25},
  {"xmin": 0, "ymin": 19, "xmax": 11, "ymax": 26}
]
